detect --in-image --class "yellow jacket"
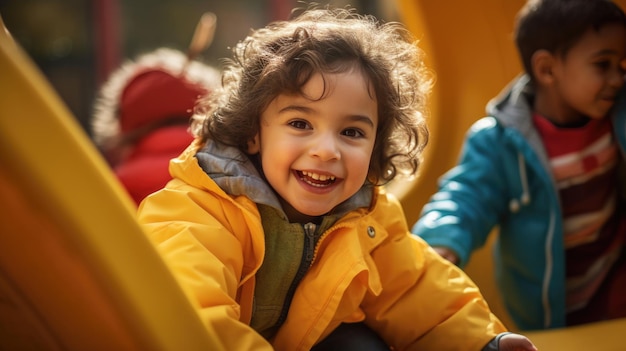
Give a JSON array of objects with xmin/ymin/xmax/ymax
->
[{"xmin": 137, "ymin": 140, "xmax": 506, "ymax": 350}]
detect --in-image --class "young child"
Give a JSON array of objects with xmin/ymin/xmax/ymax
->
[
  {"xmin": 91, "ymin": 48, "xmax": 221, "ymax": 205},
  {"xmin": 92, "ymin": 13, "xmax": 220, "ymax": 205},
  {"xmin": 137, "ymin": 6, "xmax": 536, "ymax": 351},
  {"xmin": 412, "ymin": 0, "xmax": 626, "ymax": 331}
]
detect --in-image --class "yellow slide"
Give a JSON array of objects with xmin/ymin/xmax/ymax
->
[
  {"xmin": 0, "ymin": 15, "xmax": 224, "ymax": 350},
  {"xmin": 395, "ymin": 0, "xmax": 626, "ymax": 349}
]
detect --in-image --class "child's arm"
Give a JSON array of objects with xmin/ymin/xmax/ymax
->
[
  {"xmin": 412, "ymin": 117, "xmax": 511, "ymax": 267},
  {"xmin": 137, "ymin": 184, "xmax": 273, "ymax": 350},
  {"xmin": 364, "ymin": 194, "xmax": 535, "ymax": 350}
]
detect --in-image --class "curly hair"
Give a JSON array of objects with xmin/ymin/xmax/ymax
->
[{"xmin": 193, "ymin": 6, "xmax": 431, "ymax": 185}]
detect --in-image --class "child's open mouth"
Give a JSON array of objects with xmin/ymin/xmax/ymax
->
[{"xmin": 297, "ymin": 170, "xmax": 337, "ymax": 187}]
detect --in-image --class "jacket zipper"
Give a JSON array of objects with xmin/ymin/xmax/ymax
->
[
  {"xmin": 542, "ymin": 209, "xmax": 555, "ymax": 328},
  {"xmin": 274, "ymin": 222, "xmax": 317, "ymax": 328}
]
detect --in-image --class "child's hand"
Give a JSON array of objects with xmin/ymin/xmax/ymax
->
[
  {"xmin": 432, "ymin": 247, "xmax": 459, "ymax": 265},
  {"xmin": 499, "ymin": 333, "xmax": 538, "ymax": 351}
]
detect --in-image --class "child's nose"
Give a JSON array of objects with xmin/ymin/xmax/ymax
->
[
  {"xmin": 610, "ymin": 63, "xmax": 626, "ymax": 88},
  {"xmin": 309, "ymin": 134, "xmax": 340, "ymax": 161}
]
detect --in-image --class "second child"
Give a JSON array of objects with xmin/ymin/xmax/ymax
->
[{"xmin": 413, "ymin": 0, "xmax": 626, "ymax": 331}]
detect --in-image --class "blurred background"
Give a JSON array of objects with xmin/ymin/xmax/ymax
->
[{"xmin": 0, "ymin": 0, "xmax": 398, "ymax": 136}]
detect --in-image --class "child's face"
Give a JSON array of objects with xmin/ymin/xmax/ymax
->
[
  {"xmin": 249, "ymin": 69, "xmax": 378, "ymax": 222},
  {"xmin": 549, "ymin": 23, "xmax": 626, "ymax": 124}
]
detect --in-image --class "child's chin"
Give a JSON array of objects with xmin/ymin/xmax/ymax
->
[{"xmin": 298, "ymin": 207, "xmax": 332, "ymax": 217}]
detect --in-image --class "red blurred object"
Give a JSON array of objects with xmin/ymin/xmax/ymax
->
[
  {"xmin": 92, "ymin": 48, "xmax": 221, "ymax": 205},
  {"xmin": 119, "ymin": 69, "xmax": 206, "ymax": 133}
]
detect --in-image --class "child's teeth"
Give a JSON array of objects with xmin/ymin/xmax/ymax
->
[{"xmin": 304, "ymin": 171, "xmax": 335, "ymax": 181}]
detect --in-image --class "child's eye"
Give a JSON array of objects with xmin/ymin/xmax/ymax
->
[
  {"xmin": 594, "ymin": 60, "xmax": 611, "ymax": 71},
  {"xmin": 288, "ymin": 120, "xmax": 310, "ymax": 129},
  {"xmin": 342, "ymin": 128, "xmax": 365, "ymax": 138}
]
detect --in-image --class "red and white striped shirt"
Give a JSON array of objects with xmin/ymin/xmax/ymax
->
[{"xmin": 533, "ymin": 113, "xmax": 625, "ymax": 313}]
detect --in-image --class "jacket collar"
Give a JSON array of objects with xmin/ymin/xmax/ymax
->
[{"xmin": 192, "ymin": 139, "xmax": 373, "ymax": 221}]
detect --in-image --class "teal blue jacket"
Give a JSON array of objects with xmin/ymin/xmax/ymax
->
[{"xmin": 412, "ymin": 74, "xmax": 626, "ymax": 330}]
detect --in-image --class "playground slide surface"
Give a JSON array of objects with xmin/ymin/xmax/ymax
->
[{"xmin": 0, "ymin": 14, "xmax": 224, "ymax": 351}]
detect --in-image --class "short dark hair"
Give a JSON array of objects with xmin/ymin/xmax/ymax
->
[
  {"xmin": 193, "ymin": 6, "xmax": 431, "ymax": 185},
  {"xmin": 514, "ymin": 0, "xmax": 626, "ymax": 79}
]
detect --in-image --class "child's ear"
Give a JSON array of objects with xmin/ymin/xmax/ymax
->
[
  {"xmin": 531, "ymin": 49, "xmax": 555, "ymax": 85},
  {"xmin": 246, "ymin": 134, "xmax": 260, "ymax": 154}
]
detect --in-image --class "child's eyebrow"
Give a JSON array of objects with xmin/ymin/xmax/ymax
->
[
  {"xmin": 347, "ymin": 115, "xmax": 375, "ymax": 128},
  {"xmin": 278, "ymin": 105, "xmax": 312, "ymax": 114},
  {"xmin": 592, "ymin": 48, "xmax": 624, "ymax": 57}
]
